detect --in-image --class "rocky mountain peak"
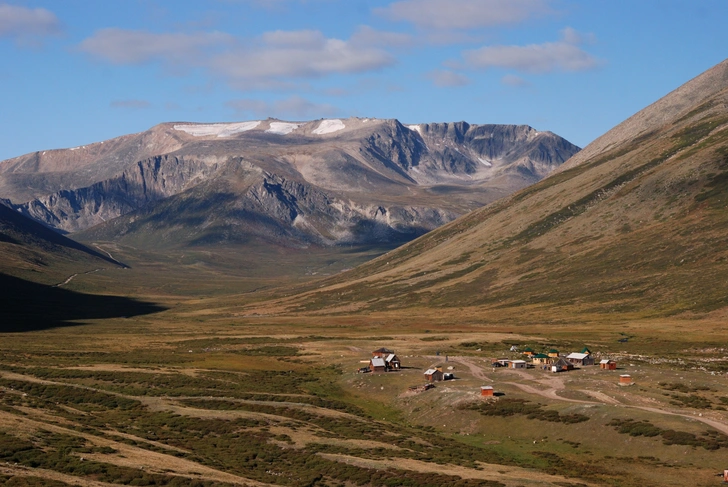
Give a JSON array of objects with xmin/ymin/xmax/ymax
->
[{"xmin": 0, "ymin": 117, "xmax": 580, "ymax": 250}]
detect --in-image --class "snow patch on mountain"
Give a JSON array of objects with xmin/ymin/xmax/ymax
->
[
  {"xmin": 174, "ymin": 121, "xmax": 261, "ymax": 138},
  {"xmin": 478, "ymin": 158, "xmax": 492, "ymax": 167},
  {"xmin": 313, "ymin": 119, "xmax": 345, "ymax": 135},
  {"xmin": 406, "ymin": 125, "xmax": 422, "ymax": 135},
  {"xmin": 266, "ymin": 122, "xmax": 300, "ymax": 135}
]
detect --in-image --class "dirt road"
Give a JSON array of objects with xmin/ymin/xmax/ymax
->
[{"xmin": 449, "ymin": 355, "xmax": 728, "ymax": 434}]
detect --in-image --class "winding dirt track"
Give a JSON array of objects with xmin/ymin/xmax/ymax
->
[
  {"xmin": 449, "ymin": 356, "xmax": 494, "ymax": 382},
  {"xmin": 449, "ymin": 355, "xmax": 728, "ymax": 436}
]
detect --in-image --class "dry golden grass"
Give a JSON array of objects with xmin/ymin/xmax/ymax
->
[{"xmin": 317, "ymin": 453, "xmax": 594, "ymax": 486}]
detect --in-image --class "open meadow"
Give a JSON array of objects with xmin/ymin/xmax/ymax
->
[{"xmin": 2, "ymin": 297, "xmax": 728, "ymax": 487}]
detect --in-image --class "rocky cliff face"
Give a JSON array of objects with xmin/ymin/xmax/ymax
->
[
  {"xmin": 0, "ymin": 118, "xmax": 580, "ymax": 249},
  {"xmin": 16, "ymin": 155, "xmax": 218, "ymax": 233}
]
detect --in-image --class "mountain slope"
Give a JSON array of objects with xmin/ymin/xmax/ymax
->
[
  {"xmin": 0, "ymin": 200, "xmax": 125, "ymax": 284},
  {"xmin": 255, "ymin": 59, "xmax": 728, "ymax": 318},
  {"xmin": 0, "ymin": 118, "xmax": 579, "ymax": 250}
]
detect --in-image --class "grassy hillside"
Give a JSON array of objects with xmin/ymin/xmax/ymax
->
[{"xmin": 243, "ymin": 61, "xmax": 728, "ymax": 322}]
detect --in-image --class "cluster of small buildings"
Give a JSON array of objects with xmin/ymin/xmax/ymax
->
[
  {"xmin": 358, "ymin": 347, "xmax": 401, "ymax": 373},
  {"xmin": 493, "ymin": 346, "xmax": 618, "ymax": 373}
]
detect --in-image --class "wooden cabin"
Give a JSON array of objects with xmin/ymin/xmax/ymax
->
[
  {"xmin": 424, "ymin": 367, "xmax": 444, "ymax": 382},
  {"xmin": 619, "ymin": 374, "xmax": 633, "ymax": 385},
  {"xmin": 370, "ymin": 357, "xmax": 387, "ymax": 372},
  {"xmin": 566, "ymin": 352, "xmax": 595, "ymax": 366},
  {"xmin": 522, "ymin": 347, "xmax": 535, "ymax": 357},
  {"xmin": 509, "ymin": 360, "xmax": 527, "ymax": 369},
  {"xmin": 547, "ymin": 349, "xmax": 560, "ymax": 358},
  {"xmin": 372, "ymin": 347, "xmax": 394, "ymax": 358},
  {"xmin": 599, "ymin": 359, "xmax": 617, "ymax": 370},
  {"xmin": 531, "ymin": 353, "xmax": 551, "ymax": 365},
  {"xmin": 551, "ymin": 357, "xmax": 574, "ymax": 373},
  {"xmin": 384, "ymin": 353, "xmax": 401, "ymax": 370}
]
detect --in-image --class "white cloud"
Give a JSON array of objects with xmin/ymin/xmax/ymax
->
[
  {"xmin": 78, "ymin": 28, "xmax": 234, "ymax": 65},
  {"xmin": 226, "ymin": 0, "xmax": 335, "ymax": 11},
  {"xmin": 260, "ymin": 29, "xmax": 325, "ymax": 48},
  {"xmin": 427, "ymin": 69, "xmax": 470, "ymax": 87},
  {"xmin": 350, "ymin": 26, "xmax": 414, "ymax": 48},
  {"xmin": 376, "ymin": 0, "xmax": 551, "ymax": 30},
  {"xmin": 560, "ymin": 26, "xmax": 596, "ymax": 45},
  {"xmin": 110, "ymin": 99, "xmax": 152, "ymax": 109},
  {"xmin": 227, "ymin": 96, "xmax": 338, "ymax": 118},
  {"xmin": 462, "ymin": 28, "xmax": 600, "ymax": 73},
  {"xmin": 209, "ymin": 33, "xmax": 394, "ymax": 85},
  {"xmin": 78, "ymin": 28, "xmax": 395, "ymax": 89},
  {"xmin": 0, "ymin": 3, "xmax": 60, "ymax": 42}
]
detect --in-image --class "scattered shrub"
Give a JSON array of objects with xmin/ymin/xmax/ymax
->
[{"xmin": 463, "ymin": 399, "xmax": 589, "ymax": 424}]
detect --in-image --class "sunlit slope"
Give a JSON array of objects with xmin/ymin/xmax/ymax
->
[{"xmin": 263, "ymin": 59, "xmax": 728, "ymax": 317}]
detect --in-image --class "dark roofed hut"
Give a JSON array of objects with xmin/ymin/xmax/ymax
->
[
  {"xmin": 551, "ymin": 357, "xmax": 574, "ymax": 373},
  {"xmin": 372, "ymin": 347, "xmax": 394, "ymax": 358}
]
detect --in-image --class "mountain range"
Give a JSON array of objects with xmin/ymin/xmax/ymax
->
[{"xmin": 0, "ymin": 118, "xmax": 578, "ymax": 252}]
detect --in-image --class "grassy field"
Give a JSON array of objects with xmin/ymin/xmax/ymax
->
[{"xmin": 2, "ymin": 304, "xmax": 728, "ymax": 487}]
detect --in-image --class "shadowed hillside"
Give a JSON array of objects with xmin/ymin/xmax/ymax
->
[
  {"xmin": 0, "ymin": 273, "xmax": 166, "ymax": 332},
  {"xmin": 0, "ymin": 200, "xmax": 127, "ymax": 287}
]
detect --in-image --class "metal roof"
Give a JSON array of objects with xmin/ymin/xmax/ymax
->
[
  {"xmin": 567, "ymin": 352, "xmax": 589, "ymax": 360},
  {"xmin": 371, "ymin": 357, "xmax": 386, "ymax": 367}
]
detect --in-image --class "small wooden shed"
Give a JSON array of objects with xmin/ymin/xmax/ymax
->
[
  {"xmin": 599, "ymin": 359, "xmax": 617, "ymax": 370},
  {"xmin": 424, "ymin": 367, "xmax": 444, "ymax": 382},
  {"xmin": 480, "ymin": 386, "xmax": 494, "ymax": 397},
  {"xmin": 370, "ymin": 357, "xmax": 387, "ymax": 372},
  {"xmin": 384, "ymin": 353, "xmax": 401, "ymax": 370},
  {"xmin": 619, "ymin": 374, "xmax": 632, "ymax": 385},
  {"xmin": 551, "ymin": 357, "xmax": 574, "ymax": 373}
]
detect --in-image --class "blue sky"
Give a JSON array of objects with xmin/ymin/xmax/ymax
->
[{"xmin": 1, "ymin": 0, "xmax": 727, "ymax": 161}]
